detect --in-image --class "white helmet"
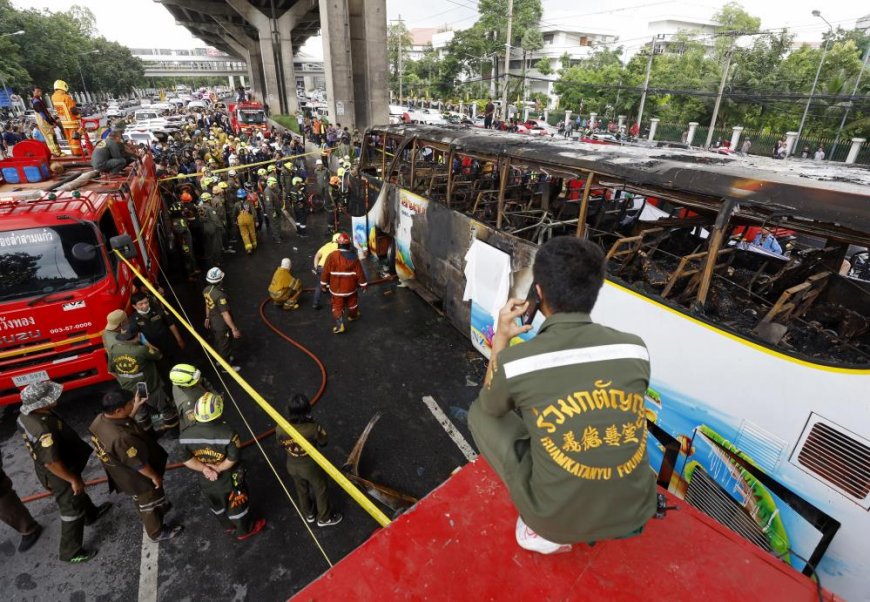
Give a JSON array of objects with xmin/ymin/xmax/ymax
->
[{"xmin": 206, "ymin": 267, "xmax": 224, "ymax": 283}]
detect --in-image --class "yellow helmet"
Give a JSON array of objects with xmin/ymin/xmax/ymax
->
[
  {"xmin": 169, "ymin": 364, "xmax": 201, "ymax": 387},
  {"xmin": 194, "ymin": 392, "xmax": 223, "ymax": 422},
  {"xmin": 53, "ymin": 80, "xmax": 69, "ymax": 92},
  {"xmin": 267, "ymin": 164, "xmax": 277, "ymax": 172},
  {"xmin": 200, "ymin": 192, "xmax": 212, "ymax": 201},
  {"xmin": 218, "ymin": 181, "xmax": 229, "ymax": 189},
  {"xmin": 257, "ymin": 168, "xmax": 267, "ymax": 176},
  {"xmin": 283, "ymin": 161, "xmax": 294, "ymax": 170}
]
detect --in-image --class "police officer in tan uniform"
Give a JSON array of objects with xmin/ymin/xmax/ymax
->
[
  {"xmin": 17, "ymin": 381, "xmax": 112, "ymax": 562},
  {"xmin": 89, "ymin": 389, "xmax": 183, "ymax": 542},
  {"xmin": 469, "ymin": 237, "xmax": 657, "ymax": 554},
  {"xmin": 107, "ymin": 322, "xmax": 178, "ymax": 432},
  {"xmin": 277, "ymin": 394, "xmax": 342, "ymax": 527},
  {"xmin": 179, "ymin": 393, "xmax": 266, "ymax": 540},
  {"xmin": 203, "ymin": 267, "xmax": 241, "ymax": 372}
]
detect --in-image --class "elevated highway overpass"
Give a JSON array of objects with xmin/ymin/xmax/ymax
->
[{"xmin": 155, "ymin": 0, "xmax": 388, "ymax": 129}]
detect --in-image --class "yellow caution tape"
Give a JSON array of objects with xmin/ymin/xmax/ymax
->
[{"xmin": 114, "ymin": 250, "xmax": 392, "ymax": 528}]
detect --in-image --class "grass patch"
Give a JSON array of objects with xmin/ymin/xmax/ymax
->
[{"xmin": 272, "ymin": 115, "xmax": 300, "ymax": 133}]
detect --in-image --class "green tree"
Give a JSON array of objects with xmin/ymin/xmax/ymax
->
[
  {"xmin": 535, "ymin": 57, "xmax": 552, "ymax": 76},
  {"xmin": 388, "ymin": 21, "xmax": 413, "ymax": 98}
]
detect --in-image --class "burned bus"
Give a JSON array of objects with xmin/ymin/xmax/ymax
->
[{"xmin": 356, "ymin": 125, "xmax": 869, "ymax": 602}]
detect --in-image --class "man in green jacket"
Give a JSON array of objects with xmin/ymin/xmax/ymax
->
[
  {"xmin": 107, "ymin": 322, "xmax": 178, "ymax": 432},
  {"xmin": 469, "ymin": 237, "xmax": 657, "ymax": 554}
]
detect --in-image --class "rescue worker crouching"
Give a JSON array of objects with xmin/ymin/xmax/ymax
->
[
  {"xmin": 179, "ymin": 393, "xmax": 267, "ymax": 540},
  {"xmin": 320, "ymin": 232, "xmax": 367, "ymax": 333},
  {"xmin": 277, "ymin": 394, "xmax": 342, "ymax": 527},
  {"xmin": 91, "ymin": 125, "xmax": 136, "ymax": 174},
  {"xmin": 203, "ymin": 267, "xmax": 241, "ymax": 372},
  {"xmin": 268, "ymin": 258, "xmax": 303, "ymax": 310}
]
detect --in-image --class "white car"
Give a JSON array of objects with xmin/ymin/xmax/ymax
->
[
  {"xmin": 411, "ymin": 108, "xmax": 448, "ymax": 125},
  {"xmin": 106, "ymin": 104, "xmax": 123, "ymax": 118}
]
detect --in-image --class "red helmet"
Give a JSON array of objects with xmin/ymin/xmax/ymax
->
[
  {"xmin": 335, "ymin": 232, "xmax": 351, "ymax": 246},
  {"xmin": 180, "ymin": 191, "xmax": 193, "ymax": 203}
]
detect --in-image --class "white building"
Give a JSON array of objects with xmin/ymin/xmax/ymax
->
[
  {"xmin": 507, "ymin": 24, "xmax": 620, "ymax": 109},
  {"xmin": 646, "ymin": 17, "xmax": 722, "ymax": 55}
]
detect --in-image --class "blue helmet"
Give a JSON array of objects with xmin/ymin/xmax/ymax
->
[{"xmin": 236, "ymin": 189, "xmax": 247, "ymax": 199}]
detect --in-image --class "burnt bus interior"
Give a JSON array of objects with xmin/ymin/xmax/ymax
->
[{"xmin": 361, "ymin": 126, "xmax": 870, "ymax": 369}]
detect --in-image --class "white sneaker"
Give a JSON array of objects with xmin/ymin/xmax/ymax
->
[{"xmin": 515, "ymin": 516, "xmax": 572, "ymax": 555}]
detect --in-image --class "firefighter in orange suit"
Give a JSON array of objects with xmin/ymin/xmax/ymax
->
[
  {"xmin": 320, "ymin": 232, "xmax": 367, "ymax": 334},
  {"xmin": 51, "ymin": 80, "xmax": 93, "ymax": 157}
]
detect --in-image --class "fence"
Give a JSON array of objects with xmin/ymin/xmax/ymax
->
[{"xmin": 542, "ymin": 113, "xmax": 869, "ymax": 165}]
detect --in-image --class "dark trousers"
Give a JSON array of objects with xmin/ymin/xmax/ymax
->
[
  {"xmin": 201, "ymin": 470, "xmax": 252, "ymax": 533},
  {"xmin": 286, "ymin": 460, "xmax": 331, "ymax": 521},
  {"xmin": 39, "ymin": 472, "xmax": 101, "ymax": 560},
  {"xmin": 132, "ymin": 486, "xmax": 169, "ymax": 539},
  {"xmin": 211, "ymin": 325, "xmax": 233, "ymax": 361},
  {"xmin": 0, "ymin": 471, "xmax": 38, "ymax": 535}
]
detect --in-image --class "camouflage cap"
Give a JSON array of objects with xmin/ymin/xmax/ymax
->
[{"xmin": 20, "ymin": 381, "xmax": 63, "ymax": 415}]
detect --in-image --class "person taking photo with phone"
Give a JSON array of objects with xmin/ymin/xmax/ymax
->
[{"xmin": 468, "ymin": 237, "xmax": 657, "ymax": 555}]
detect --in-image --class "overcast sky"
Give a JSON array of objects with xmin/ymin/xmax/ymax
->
[{"xmin": 11, "ymin": 0, "xmax": 869, "ymax": 55}]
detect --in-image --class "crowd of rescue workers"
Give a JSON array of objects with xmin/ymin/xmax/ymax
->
[{"xmin": 0, "ymin": 95, "xmax": 393, "ymax": 562}]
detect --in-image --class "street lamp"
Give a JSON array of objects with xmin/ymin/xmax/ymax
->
[
  {"xmin": 75, "ymin": 49, "xmax": 100, "ymax": 100},
  {"xmin": 792, "ymin": 10, "xmax": 832, "ymax": 157}
]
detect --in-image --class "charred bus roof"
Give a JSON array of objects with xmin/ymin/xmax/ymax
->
[{"xmin": 373, "ymin": 125, "xmax": 870, "ymax": 243}]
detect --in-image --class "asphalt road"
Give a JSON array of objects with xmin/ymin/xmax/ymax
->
[{"xmin": 0, "ymin": 209, "xmax": 485, "ymax": 601}]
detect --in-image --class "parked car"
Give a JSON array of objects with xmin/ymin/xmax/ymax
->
[
  {"xmin": 522, "ymin": 119, "xmax": 558, "ymax": 137},
  {"xmin": 410, "ymin": 108, "xmax": 448, "ymax": 125},
  {"xmin": 106, "ymin": 104, "xmax": 123, "ymax": 118}
]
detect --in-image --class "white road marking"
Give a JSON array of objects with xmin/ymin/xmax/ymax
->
[
  {"xmin": 422, "ymin": 396, "xmax": 478, "ymax": 462},
  {"xmin": 138, "ymin": 530, "xmax": 159, "ymax": 602}
]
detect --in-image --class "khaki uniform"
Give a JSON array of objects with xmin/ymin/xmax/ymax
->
[
  {"xmin": 178, "ymin": 422, "xmax": 252, "ymax": 533},
  {"xmin": 203, "ymin": 285, "xmax": 234, "ymax": 361},
  {"xmin": 277, "ymin": 421, "xmax": 332, "ymax": 522},
  {"xmin": 171, "ymin": 380, "xmax": 215, "ymax": 432},
  {"xmin": 107, "ymin": 340, "xmax": 173, "ymax": 429},
  {"xmin": 17, "ymin": 411, "xmax": 99, "ymax": 560},
  {"xmin": 469, "ymin": 312, "xmax": 657, "ymax": 544},
  {"xmin": 89, "ymin": 413, "xmax": 170, "ymax": 539}
]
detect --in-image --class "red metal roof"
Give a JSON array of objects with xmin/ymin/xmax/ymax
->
[{"xmin": 294, "ymin": 459, "xmax": 839, "ymax": 601}]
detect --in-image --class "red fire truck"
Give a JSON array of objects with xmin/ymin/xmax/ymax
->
[
  {"xmin": 228, "ymin": 101, "xmax": 269, "ymax": 137},
  {"xmin": 0, "ymin": 144, "xmax": 169, "ymax": 406}
]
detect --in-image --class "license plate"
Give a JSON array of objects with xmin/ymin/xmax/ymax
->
[{"xmin": 12, "ymin": 370, "xmax": 49, "ymax": 387}]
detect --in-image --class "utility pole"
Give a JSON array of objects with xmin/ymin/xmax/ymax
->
[
  {"xmin": 705, "ymin": 41, "xmax": 735, "ymax": 148},
  {"xmin": 635, "ymin": 36, "xmax": 656, "ymax": 135},
  {"xmin": 830, "ymin": 42, "xmax": 869, "ymax": 160},
  {"xmin": 500, "ymin": 0, "xmax": 514, "ymax": 123},
  {"xmin": 793, "ymin": 10, "xmax": 833, "ymax": 156},
  {"xmin": 392, "ymin": 15, "xmax": 405, "ymax": 104}
]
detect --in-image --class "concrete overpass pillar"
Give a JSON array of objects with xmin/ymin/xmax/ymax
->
[
  {"xmin": 348, "ymin": 0, "xmax": 388, "ymax": 129},
  {"xmin": 319, "ymin": 0, "xmax": 355, "ymax": 128},
  {"xmin": 227, "ymin": 0, "xmax": 298, "ymax": 116}
]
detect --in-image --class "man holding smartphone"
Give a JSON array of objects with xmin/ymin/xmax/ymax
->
[
  {"xmin": 468, "ymin": 237, "xmax": 657, "ymax": 555},
  {"xmin": 89, "ymin": 388, "xmax": 183, "ymax": 542}
]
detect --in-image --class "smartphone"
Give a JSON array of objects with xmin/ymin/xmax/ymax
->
[
  {"xmin": 136, "ymin": 382, "xmax": 148, "ymax": 399},
  {"xmin": 521, "ymin": 284, "xmax": 540, "ymax": 326}
]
